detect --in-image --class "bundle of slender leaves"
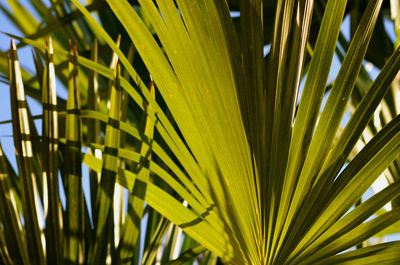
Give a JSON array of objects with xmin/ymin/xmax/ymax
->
[{"xmin": 1, "ymin": 0, "xmax": 400, "ymax": 264}]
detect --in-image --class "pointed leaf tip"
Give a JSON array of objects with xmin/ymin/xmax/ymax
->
[
  {"xmin": 117, "ymin": 60, "xmax": 121, "ymax": 76},
  {"xmin": 48, "ymin": 36, "xmax": 53, "ymax": 54},
  {"xmin": 10, "ymin": 39, "xmax": 16, "ymax": 50},
  {"xmin": 74, "ymin": 40, "xmax": 78, "ymax": 53}
]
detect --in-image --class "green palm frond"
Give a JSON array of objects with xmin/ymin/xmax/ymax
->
[{"xmin": 1, "ymin": 0, "xmax": 400, "ymax": 264}]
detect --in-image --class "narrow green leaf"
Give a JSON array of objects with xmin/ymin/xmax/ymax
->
[
  {"xmin": 86, "ymin": 38, "xmax": 101, "ymax": 221},
  {"xmin": 275, "ymin": 0, "xmax": 349, "ymax": 256},
  {"xmin": 313, "ymin": 241, "xmax": 400, "ymax": 265},
  {"xmin": 87, "ymin": 60, "xmax": 121, "ymax": 264},
  {"xmin": 0, "ymin": 143, "xmax": 30, "ymax": 264},
  {"xmin": 296, "ymin": 0, "xmax": 383, "ymax": 210},
  {"xmin": 64, "ymin": 40, "xmax": 84, "ymax": 265},
  {"xmin": 298, "ymin": 208, "xmax": 400, "ymax": 265},
  {"xmin": 239, "ymin": 0, "xmax": 265, "ymax": 188},
  {"xmin": 276, "ymin": 1, "xmax": 384, "ymax": 260},
  {"xmin": 42, "ymin": 36, "xmax": 63, "ymax": 265},
  {"xmin": 294, "ymin": 40, "xmax": 400, "ymax": 246},
  {"xmin": 117, "ymin": 78, "xmax": 155, "ymax": 264},
  {"xmin": 289, "ymin": 181, "xmax": 400, "ymax": 263},
  {"xmin": 8, "ymin": 39, "xmax": 45, "ymax": 265},
  {"xmin": 204, "ymin": 252, "xmax": 218, "ymax": 265},
  {"xmin": 3, "ymin": 0, "xmax": 39, "ymax": 35},
  {"xmin": 293, "ymin": 114, "xmax": 400, "ymax": 256},
  {"xmin": 167, "ymin": 244, "xmax": 206, "ymax": 265},
  {"xmin": 374, "ymin": 220, "xmax": 400, "ymax": 237},
  {"xmin": 143, "ymin": 182, "xmax": 231, "ymax": 262},
  {"xmin": 81, "ymin": 144, "xmax": 208, "ymax": 221},
  {"xmin": 300, "ymin": 39, "xmax": 400, "ymax": 231},
  {"xmin": 46, "ymin": 0, "xmax": 88, "ymax": 51},
  {"xmin": 142, "ymin": 216, "xmax": 170, "ymax": 265},
  {"xmin": 267, "ymin": 0, "xmax": 314, "ymax": 260},
  {"xmin": 0, "ymin": 227, "xmax": 13, "ymax": 265}
]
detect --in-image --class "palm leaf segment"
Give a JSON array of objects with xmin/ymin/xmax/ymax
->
[{"xmin": 68, "ymin": 0, "xmax": 400, "ymax": 264}]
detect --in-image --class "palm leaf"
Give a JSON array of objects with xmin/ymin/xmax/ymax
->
[
  {"xmin": 2, "ymin": 0, "xmax": 400, "ymax": 264},
  {"xmin": 64, "ymin": 39, "xmax": 85, "ymax": 264},
  {"xmin": 8, "ymin": 39, "xmax": 45, "ymax": 265},
  {"xmin": 42, "ymin": 36, "xmax": 63, "ymax": 264}
]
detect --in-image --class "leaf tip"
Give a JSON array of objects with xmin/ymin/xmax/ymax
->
[
  {"xmin": 74, "ymin": 40, "xmax": 78, "ymax": 52},
  {"xmin": 10, "ymin": 39, "xmax": 16, "ymax": 50},
  {"xmin": 48, "ymin": 36, "xmax": 53, "ymax": 54}
]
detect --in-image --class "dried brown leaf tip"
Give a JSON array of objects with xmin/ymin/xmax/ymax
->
[
  {"xmin": 10, "ymin": 38, "xmax": 16, "ymax": 50},
  {"xmin": 116, "ymin": 59, "xmax": 121, "ymax": 76},
  {"xmin": 150, "ymin": 75, "xmax": 154, "ymax": 88}
]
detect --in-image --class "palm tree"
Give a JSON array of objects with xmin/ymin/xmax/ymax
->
[{"xmin": 1, "ymin": 0, "xmax": 400, "ymax": 264}]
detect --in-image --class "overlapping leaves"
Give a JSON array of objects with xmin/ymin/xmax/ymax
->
[{"xmin": 1, "ymin": 0, "xmax": 400, "ymax": 264}]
